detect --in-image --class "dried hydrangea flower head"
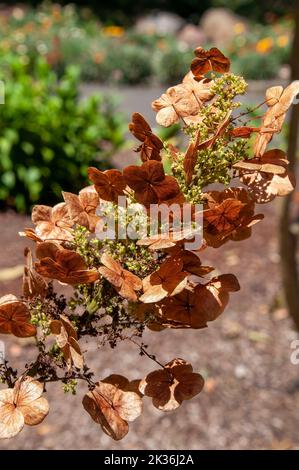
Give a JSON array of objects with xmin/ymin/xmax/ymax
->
[{"xmin": 0, "ymin": 45, "xmax": 296, "ymax": 441}]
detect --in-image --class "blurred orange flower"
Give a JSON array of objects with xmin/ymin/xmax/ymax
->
[
  {"xmin": 256, "ymin": 37, "xmax": 273, "ymax": 54},
  {"xmin": 103, "ymin": 26, "xmax": 124, "ymax": 38}
]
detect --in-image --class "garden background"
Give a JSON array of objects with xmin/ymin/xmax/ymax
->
[{"xmin": 1, "ymin": 0, "xmax": 299, "ymax": 450}]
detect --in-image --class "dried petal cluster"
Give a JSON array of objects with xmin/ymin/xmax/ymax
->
[
  {"xmin": 0, "ymin": 45, "xmax": 296, "ymax": 442},
  {"xmin": 254, "ymin": 82, "xmax": 299, "ymax": 157},
  {"xmin": 83, "ymin": 375, "xmax": 142, "ymax": 440},
  {"xmin": 234, "ymin": 149, "xmax": 295, "ymax": 204},
  {"xmin": 203, "ymin": 188, "xmax": 264, "ymax": 247},
  {"xmin": 0, "ymin": 377, "xmax": 49, "ymax": 439},
  {"xmin": 123, "ymin": 160, "xmax": 181, "ymax": 207},
  {"xmin": 139, "ymin": 359, "xmax": 204, "ymax": 411},
  {"xmin": 152, "ymin": 72, "xmax": 214, "ymax": 127},
  {"xmin": 62, "ymin": 186, "xmax": 100, "ymax": 232},
  {"xmin": 0, "ymin": 295, "xmax": 36, "ymax": 338},
  {"xmin": 35, "ymin": 242, "xmax": 99, "ymax": 285},
  {"xmin": 99, "ymin": 253, "xmax": 142, "ymax": 302},
  {"xmin": 32, "ymin": 203, "xmax": 73, "ymax": 241},
  {"xmin": 129, "ymin": 112, "xmax": 163, "ymax": 162}
]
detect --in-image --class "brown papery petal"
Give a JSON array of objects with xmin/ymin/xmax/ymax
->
[
  {"xmin": 114, "ymin": 390, "xmax": 143, "ymax": 422},
  {"xmin": 82, "ymin": 388, "xmax": 129, "ymax": 441},
  {"xmin": 0, "ymin": 404, "xmax": 24, "ymax": 439},
  {"xmin": 69, "ymin": 337, "xmax": 84, "ymax": 369},
  {"xmin": 14, "ymin": 377, "xmax": 43, "ymax": 406},
  {"xmin": 11, "ymin": 322, "xmax": 37, "ymax": 338},
  {"xmin": 101, "ymin": 252, "xmax": 122, "ymax": 276},
  {"xmin": 31, "ymin": 205, "xmax": 52, "ymax": 224},
  {"xmin": 99, "ymin": 266, "xmax": 122, "ymax": 288},
  {"xmin": 19, "ymin": 397, "xmax": 49, "ymax": 426},
  {"xmin": 265, "ymin": 86, "xmax": 283, "ymax": 106}
]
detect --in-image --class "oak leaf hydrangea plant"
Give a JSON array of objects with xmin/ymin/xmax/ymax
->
[{"xmin": 0, "ymin": 47, "xmax": 297, "ymax": 441}]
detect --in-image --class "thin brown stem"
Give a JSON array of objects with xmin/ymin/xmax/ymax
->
[
  {"xmin": 43, "ymin": 373, "xmax": 95, "ymax": 387},
  {"xmin": 230, "ymin": 99, "xmax": 269, "ymax": 123}
]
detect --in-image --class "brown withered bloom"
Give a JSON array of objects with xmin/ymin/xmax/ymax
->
[
  {"xmin": 88, "ymin": 167, "xmax": 126, "ymax": 203},
  {"xmin": 152, "ymin": 71, "xmax": 214, "ymax": 128},
  {"xmin": 123, "ymin": 160, "xmax": 181, "ymax": 208},
  {"xmin": 240, "ymin": 170, "xmax": 295, "ymax": 204},
  {"xmin": 23, "ymin": 248, "xmax": 47, "ymax": 299},
  {"xmin": 129, "ymin": 112, "xmax": 163, "ymax": 162},
  {"xmin": 140, "ymin": 257, "xmax": 188, "ymax": 303},
  {"xmin": 191, "ymin": 47, "xmax": 230, "ymax": 78},
  {"xmin": 0, "ymin": 295, "xmax": 36, "ymax": 338},
  {"xmin": 154, "ymin": 289, "xmax": 205, "ymax": 329},
  {"xmin": 203, "ymin": 188, "xmax": 264, "ymax": 247},
  {"xmin": 254, "ymin": 82, "xmax": 299, "ymax": 157},
  {"xmin": 50, "ymin": 315, "xmax": 83, "ymax": 370},
  {"xmin": 205, "ymin": 199, "xmax": 246, "ymax": 232},
  {"xmin": 99, "ymin": 253, "xmax": 142, "ymax": 302},
  {"xmin": 182, "ymin": 71, "xmax": 214, "ymax": 104},
  {"xmin": 194, "ymin": 274, "xmax": 240, "ymax": 323},
  {"xmin": 63, "ymin": 185, "xmax": 100, "ymax": 232},
  {"xmin": 139, "ymin": 358, "xmax": 204, "ymax": 411},
  {"xmin": 32, "ymin": 202, "xmax": 73, "ymax": 241},
  {"xmin": 0, "ymin": 377, "xmax": 49, "ymax": 439},
  {"xmin": 83, "ymin": 378, "xmax": 142, "ymax": 441},
  {"xmin": 156, "ymin": 274, "xmax": 240, "ymax": 329},
  {"xmin": 234, "ymin": 149, "xmax": 295, "ymax": 204},
  {"xmin": 35, "ymin": 241, "xmax": 99, "ymax": 285},
  {"xmin": 167, "ymin": 250, "xmax": 214, "ymax": 277}
]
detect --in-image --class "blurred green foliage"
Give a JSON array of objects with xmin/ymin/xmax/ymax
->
[
  {"xmin": 0, "ymin": 54, "xmax": 125, "ymax": 212},
  {"xmin": 101, "ymin": 44, "xmax": 153, "ymax": 85},
  {"xmin": 231, "ymin": 51, "xmax": 282, "ymax": 79},
  {"xmin": 153, "ymin": 47, "xmax": 194, "ymax": 85},
  {"xmin": 226, "ymin": 18, "xmax": 292, "ymax": 79}
]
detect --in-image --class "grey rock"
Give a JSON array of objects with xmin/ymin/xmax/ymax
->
[
  {"xmin": 200, "ymin": 8, "xmax": 248, "ymax": 46},
  {"xmin": 177, "ymin": 24, "xmax": 206, "ymax": 48}
]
